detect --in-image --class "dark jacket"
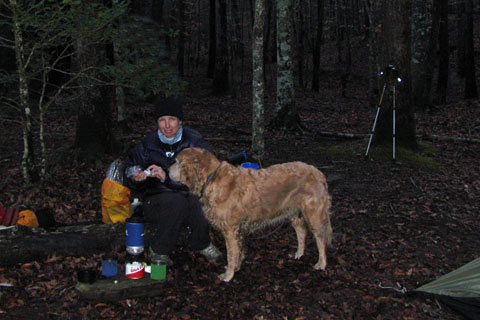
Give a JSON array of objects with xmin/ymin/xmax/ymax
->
[{"xmin": 125, "ymin": 127, "xmax": 212, "ymax": 196}]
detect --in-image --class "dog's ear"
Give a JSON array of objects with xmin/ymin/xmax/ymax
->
[
  {"xmin": 181, "ymin": 149, "xmax": 221, "ymax": 195},
  {"xmin": 176, "ymin": 150, "xmax": 206, "ymax": 194},
  {"xmin": 186, "ymin": 148, "xmax": 220, "ymax": 176},
  {"xmin": 198, "ymin": 151, "xmax": 219, "ymax": 173},
  {"xmin": 179, "ymin": 160, "xmax": 195, "ymax": 191}
]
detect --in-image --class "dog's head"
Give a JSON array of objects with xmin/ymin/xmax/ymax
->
[{"xmin": 169, "ymin": 148, "xmax": 221, "ymax": 195}]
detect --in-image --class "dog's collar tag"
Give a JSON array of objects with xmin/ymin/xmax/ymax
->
[{"xmin": 166, "ymin": 151, "xmax": 175, "ymax": 157}]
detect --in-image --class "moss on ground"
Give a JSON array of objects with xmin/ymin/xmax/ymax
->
[{"xmin": 312, "ymin": 139, "xmax": 442, "ymax": 172}]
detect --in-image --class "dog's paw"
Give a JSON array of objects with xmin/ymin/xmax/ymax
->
[
  {"xmin": 218, "ymin": 272, "xmax": 234, "ymax": 282},
  {"xmin": 289, "ymin": 251, "xmax": 304, "ymax": 260},
  {"xmin": 314, "ymin": 261, "xmax": 326, "ymax": 270}
]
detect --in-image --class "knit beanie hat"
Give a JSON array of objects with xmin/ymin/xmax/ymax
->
[{"xmin": 154, "ymin": 95, "xmax": 184, "ymax": 121}]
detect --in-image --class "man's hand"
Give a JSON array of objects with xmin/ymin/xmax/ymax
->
[
  {"xmin": 146, "ymin": 165, "xmax": 166, "ymax": 181},
  {"xmin": 132, "ymin": 168, "xmax": 148, "ymax": 182},
  {"xmin": 132, "ymin": 165, "xmax": 166, "ymax": 182}
]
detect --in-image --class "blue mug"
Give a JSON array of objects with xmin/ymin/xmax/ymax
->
[{"xmin": 101, "ymin": 255, "xmax": 117, "ymax": 277}]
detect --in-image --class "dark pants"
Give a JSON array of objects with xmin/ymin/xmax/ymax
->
[{"xmin": 144, "ymin": 192, "xmax": 211, "ymax": 255}]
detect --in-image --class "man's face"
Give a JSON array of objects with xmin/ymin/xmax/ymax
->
[{"xmin": 158, "ymin": 116, "xmax": 181, "ymax": 138}]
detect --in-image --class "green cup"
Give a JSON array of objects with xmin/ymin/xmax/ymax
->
[{"xmin": 151, "ymin": 261, "xmax": 166, "ymax": 280}]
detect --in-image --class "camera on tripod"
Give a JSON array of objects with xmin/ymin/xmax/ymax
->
[
  {"xmin": 380, "ymin": 65, "xmax": 402, "ymax": 85},
  {"xmin": 365, "ymin": 64, "xmax": 402, "ymax": 160}
]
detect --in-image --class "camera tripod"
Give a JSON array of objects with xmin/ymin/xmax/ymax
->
[{"xmin": 365, "ymin": 65, "xmax": 402, "ymax": 160}]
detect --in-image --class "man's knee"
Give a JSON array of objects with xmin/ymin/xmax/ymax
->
[{"xmin": 144, "ymin": 192, "xmax": 190, "ymax": 223}]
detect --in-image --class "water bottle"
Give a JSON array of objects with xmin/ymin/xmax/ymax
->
[{"xmin": 131, "ymin": 198, "xmax": 142, "ymax": 216}]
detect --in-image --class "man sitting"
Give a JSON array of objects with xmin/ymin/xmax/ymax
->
[{"xmin": 125, "ymin": 95, "xmax": 222, "ymax": 266}]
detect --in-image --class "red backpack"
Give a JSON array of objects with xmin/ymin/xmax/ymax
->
[{"xmin": 0, "ymin": 203, "xmax": 19, "ymax": 226}]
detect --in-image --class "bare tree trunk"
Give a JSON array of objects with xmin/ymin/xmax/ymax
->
[
  {"xmin": 464, "ymin": 0, "xmax": 478, "ymax": 99},
  {"xmin": 312, "ymin": 0, "xmax": 325, "ymax": 92},
  {"xmin": 335, "ymin": 0, "xmax": 343, "ymax": 63},
  {"xmin": 263, "ymin": 0, "xmax": 275, "ymax": 86},
  {"xmin": 364, "ymin": 0, "xmax": 381, "ymax": 105},
  {"xmin": 207, "ymin": 0, "xmax": 216, "ymax": 78},
  {"xmin": 115, "ymin": 86, "xmax": 126, "ymax": 125},
  {"xmin": 423, "ymin": 0, "xmax": 440, "ymax": 110},
  {"xmin": 362, "ymin": 0, "xmax": 370, "ymax": 39},
  {"xmin": 343, "ymin": 0, "xmax": 352, "ymax": 67},
  {"xmin": 271, "ymin": 0, "xmax": 302, "ymax": 131},
  {"xmin": 295, "ymin": 0, "xmax": 305, "ymax": 88},
  {"xmin": 152, "ymin": 0, "xmax": 164, "ymax": 24},
  {"xmin": 38, "ymin": 67, "xmax": 48, "ymax": 180},
  {"xmin": 240, "ymin": 0, "xmax": 248, "ymax": 83},
  {"xmin": 230, "ymin": 0, "xmax": 243, "ymax": 96},
  {"xmin": 113, "ymin": 0, "xmax": 127, "ymax": 130},
  {"xmin": 11, "ymin": 0, "xmax": 34, "ymax": 183},
  {"xmin": 195, "ymin": 0, "xmax": 202, "ymax": 71},
  {"xmin": 212, "ymin": 0, "xmax": 230, "ymax": 94},
  {"xmin": 353, "ymin": 0, "xmax": 362, "ymax": 31},
  {"xmin": 143, "ymin": 0, "xmax": 153, "ymax": 16},
  {"xmin": 252, "ymin": 0, "xmax": 265, "ymax": 162},
  {"xmin": 73, "ymin": 37, "xmax": 117, "ymax": 157},
  {"xmin": 177, "ymin": 0, "xmax": 186, "ymax": 77},
  {"xmin": 456, "ymin": 0, "xmax": 466, "ymax": 77},
  {"xmin": 435, "ymin": 0, "xmax": 449, "ymax": 105},
  {"xmin": 411, "ymin": 0, "xmax": 434, "ymax": 111}
]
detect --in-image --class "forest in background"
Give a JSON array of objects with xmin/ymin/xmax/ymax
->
[{"xmin": 1, "ymin": 0, "xmax": 479, "ymax": 184}]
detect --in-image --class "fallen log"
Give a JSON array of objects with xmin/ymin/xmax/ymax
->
[
  {"xmin": 314, "ymin": 131, "xmax": 367, "ymax": 139},
  {"xmin": 313, "ymin": 131, "xmax": 480, "ymax": 143},
  {"xmin": 76, "ymin": 274, "xmax": 167, "ymax": 301},
  {"xmin": 418, "ymin": 134, "xmax": 480, "ymax": 144},
  {"xmin": 0, "ymin": 223, "xmax": 126, "ymax": 266}
]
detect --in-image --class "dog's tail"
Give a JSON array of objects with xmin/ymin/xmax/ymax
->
[{"xmin": 324, "ymin": 195, "xmax": 333, "ymax": 247}]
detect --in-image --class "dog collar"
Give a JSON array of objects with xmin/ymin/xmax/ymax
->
[{"xmin": 199, "ymin": 164, "xmax": 221, "ymax": 197}]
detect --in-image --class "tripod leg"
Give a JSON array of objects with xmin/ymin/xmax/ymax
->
[
  {"xmin": 365, "ymin": 107, "xmax": 381, "ymax": 157},
  {"xmin": 392, "ymin": 86, "xmax": 396, "ymax": 161},
  {"xmin": 365, "ymin": 83, "xmax": 387, "ymax": 157},
  {"xmin": 393, "ymin": 109, "xmax": 396, "ymax": 160}
]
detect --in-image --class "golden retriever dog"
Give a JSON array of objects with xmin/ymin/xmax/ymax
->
[{"xmin": 169, "ymin": 148, "xmax": 332, "ymax": 282}]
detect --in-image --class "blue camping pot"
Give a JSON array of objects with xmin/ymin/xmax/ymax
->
[
  {"xmin": 126, "ymin": 216, "xmax": 145, "ymax": 255},
  {"xmin": 241, "ymin": 162, "xmax": 260, "ymax": 169}
]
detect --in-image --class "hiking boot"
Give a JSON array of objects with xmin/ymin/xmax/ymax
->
[
  {"xmin": 197, "ymin": 243, "xmax": 223, "ymax": 263},
  {"xmin": 148, "ymin": 247, "xmax": 173, "ymax": 266}
]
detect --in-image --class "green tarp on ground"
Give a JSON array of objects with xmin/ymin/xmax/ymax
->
[
  {"xmin": 417, "ymin": 258, "xmax": 480, "ymax": 297},
  {"xmin": 416, "ymin": 258, "xmax": 480, "ymax": 319}
]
